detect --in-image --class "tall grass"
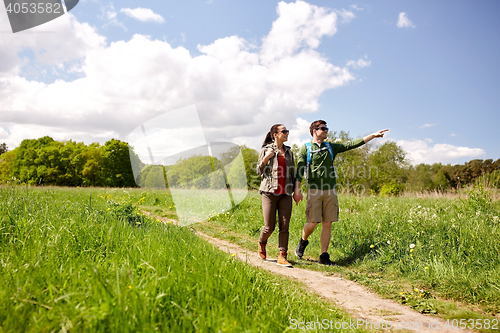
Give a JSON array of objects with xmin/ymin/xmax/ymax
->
[
  {"xmin": 0, "ymin": 187, "xmax": 362, "ymax": 332},
  {"xmin": 188, "ymin": 187, "xmax": 500, "ymax": 314}
]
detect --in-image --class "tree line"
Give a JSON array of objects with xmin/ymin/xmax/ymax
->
[
  {"xmin": 0, "ymin": 136, "xmax": 498, "ymax": 193},
  {"xmin": 0, "ymin": 137, "xmax": 139, "ymax": 187}
]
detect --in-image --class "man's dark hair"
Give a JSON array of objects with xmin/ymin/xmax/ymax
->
[{"xmin": 309, "ymin": 120, "xmax": 327, "ymax": 136}]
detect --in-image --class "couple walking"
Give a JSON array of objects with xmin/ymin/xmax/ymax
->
[{"xmin": 256, "ymin": 120, "xmax": 388, "ymax": 267}]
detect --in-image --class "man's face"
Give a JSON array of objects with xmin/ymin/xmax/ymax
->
[{"xmin": 314, "ymin": 125, "xmax": 328, "ymax": 140}]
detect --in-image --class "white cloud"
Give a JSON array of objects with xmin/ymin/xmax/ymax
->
[
  {"xmin": 419, "ymin": 123, "xmax": 436, "ymax": 129},
  {"xmin": 100, "ymin": 3, "xmax": 127, "ymax": 31},
  {"xmin": 120, "ymin": 8, "xmax": 165, "ymax": 23},
  {"xmin": 0, "ymin": 127, "xmax": 8, "ymax": 139},
  {"xmin": 260, "ymin": 0, "xmax": 338, "ymax": 65},
  {"xmin": 0, "ymin": 10, "xmax": 106, "ymax": 77},
  {"xmin": 336, "ymin": 9, "xmax": 356, "ymax": 24},
  {"xmin": 288, "ymin": 117, "xmax": 312, "ymax": 147},
  {"xmin": 397, "ymin": 12, "xmax": 415, "ymax": 29},
  {"xmin": 450, "ymin": 133, "xmax": 457, "ymax": 137},
  {"xmin": 349, "ymin": 5, "xmax": 363, "ymax": 11},
  {"xmin": 0, "ymin": 0, "xmax": 361, "ymax": 152},
  {"xmin": 397, "ymin": 139, "xmax": 485, "ymax": 164},
  {"xmin": 347, "ymin": 56, "xmax": 371, "ymax": 69}
]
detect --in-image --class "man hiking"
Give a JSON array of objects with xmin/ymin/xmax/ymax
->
[{"xmin": 293, "ymin": 120, "xmax": 388, "ymax": 265}]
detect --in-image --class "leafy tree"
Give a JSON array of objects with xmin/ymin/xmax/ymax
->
[
  {"xmin": 368, "ymin": 141, "xmax": 408, "ymax": 194},
  {"xmin": 167, "ymin": 155, "xmax": 215, "ymax": 189},
  {"xmin": 81, "ymin": 143, "xmax": 103, "ymax": 186},
  {"xmin": 144, "ymin": 165, "xmax": 167, "ymax": 189},
  {"xmin": 101, "ymin": 139, "xmax": 138, "ymax": 187},
  {"xmin": 0, "ymin": 150, "xmax": 16, "ymax": 184},
  {"xmin": 217, "ymin": 145, "xmax": 259, "ymax": 189},
  {"xmin": 240, "ymin": 146, "xmax": 259, "ymax": 189},
  {"xmin": 0, "ymin": 143, "xmax": 7, "ymax": 155},
  {"xmin": 12, "ymin": 136, "xmax": 55, "ymax": 184}
]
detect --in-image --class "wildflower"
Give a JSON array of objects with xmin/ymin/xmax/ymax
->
[
  {"xmin": 231, "ymin": 254, "xmax": 236, "ymax": 257},
  {"xmin": 408, "ymin": 220, "xmax": 412, "ymax": 223},
  {"xmin": 410, "ymin": 249, "xmax": 414, "ymax": 253},
  {"xmin": 425, "ymin": 267, "xmax": 429, "ymax": 270},
  {"xmin": 370, "ymin": 245, "xmax": 375, "ymax": 248},
  {"xmin": 409, "ymin": 243, "xmax": 415, "ymax": 249},
  {"xmin": 387, "ymin": 240, "xmax": 391, "ymax": 245}
]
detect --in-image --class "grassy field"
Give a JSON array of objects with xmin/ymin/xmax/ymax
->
[
  {"xmin": 0, "ymin": 186, "xmax": 364, "ymax": 333},
  {"xmin": 134, "ymin": 186, "xmax": 500, "ymax": 321}
]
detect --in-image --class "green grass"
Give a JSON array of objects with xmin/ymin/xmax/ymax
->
[
  {"xmin": 157, "ymin": 186, "xmax": 500, "ymax": 319},
  {"xmin": 0, "ymin": 186, "xmax": 364, "ymax": 333}
]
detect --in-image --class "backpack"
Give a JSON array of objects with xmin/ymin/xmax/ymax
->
[{"xmin": 304, "ymin": 142, "xmax": 335, "ymax": 189}]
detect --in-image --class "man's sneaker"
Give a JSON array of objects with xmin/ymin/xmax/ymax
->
[
  {"xmin": 277, "ymin": 251, "xmax": 293, "ymax": 267},
  {"xmin": 295, "ymin": 238, "xmax": 309, "ymax": 258},
  {"xmin": 319, "ymin": 252, "xmax": 334, "ymax": 266},
  {"xmin": 258, "ymin": 242, "xmax": 266, "ymax": 260}
]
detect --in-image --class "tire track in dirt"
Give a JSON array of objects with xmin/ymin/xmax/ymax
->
[{"xmin": 142, "ymin": 212, "xmax": 474, "ymax": 333}]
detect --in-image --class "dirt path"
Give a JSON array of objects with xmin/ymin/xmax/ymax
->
[{"xmin": 143, "ymin": 212, "xmax": 474, "ymax": 332}]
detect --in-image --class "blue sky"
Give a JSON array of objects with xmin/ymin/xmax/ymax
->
[{"xmin": 1, "ymin": 0, "xmax": 499, "ymax": 165}]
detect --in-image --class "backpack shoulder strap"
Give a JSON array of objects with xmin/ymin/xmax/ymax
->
[
  {"xmin": 305, "ymin": 142, "xmax": 313, "ymax": 166},
  {"xmin": 324, "ymin": 142, "xmax": 334, "ymax": 161}
]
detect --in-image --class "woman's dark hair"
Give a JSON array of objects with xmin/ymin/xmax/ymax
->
[{"xmin": 262, "ymin": 124, "xmax": 283, "ymax": 147}]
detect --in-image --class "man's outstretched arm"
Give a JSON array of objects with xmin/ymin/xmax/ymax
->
[{"xmin": 363, "ymin": 129, "xmax": 389, "ymax": 143}]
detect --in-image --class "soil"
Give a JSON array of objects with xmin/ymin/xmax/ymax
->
[{"xmin": 143, "ymin": 211, "xmax": 475, "ymax": 332}]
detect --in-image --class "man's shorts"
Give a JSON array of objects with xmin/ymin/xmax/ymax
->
[{"xmin": 305, "ymin": 188, "xmax": 339, "ymax": 223}]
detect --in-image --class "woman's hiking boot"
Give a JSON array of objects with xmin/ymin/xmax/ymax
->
[
  {"xmin": 258, "ymin": 242, "xmax": 266, "ymax": 260},
  {"xmin": 277, "ymin": 251, "xmax": 292, "ymax": 267}
]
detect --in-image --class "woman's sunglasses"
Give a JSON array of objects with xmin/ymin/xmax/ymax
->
[{"xmin": 279, "ymin": 130, "xmax": 290, "ymax": 134}]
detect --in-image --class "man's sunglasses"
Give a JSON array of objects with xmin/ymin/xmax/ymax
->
[
  {"xmin": 316, "ymin": 127, "xmax": 329, "ymax": 131},
  {"xmin": 279, "ymin": 130, "xmax": 290, "ymax": 134}
]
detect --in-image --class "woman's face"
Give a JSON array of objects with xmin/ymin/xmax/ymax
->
[{"xmin": 274, "ymin": 125, "xmax": 289, "ymax": 143}]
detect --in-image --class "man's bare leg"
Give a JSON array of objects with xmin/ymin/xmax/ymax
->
[
  {"xmin": 320, "ymin": 221, "xmax": 332, "ymax": 253},
  {"xmin": 302, "ymin": 222, "xmax": 317, "ymax": 240}
]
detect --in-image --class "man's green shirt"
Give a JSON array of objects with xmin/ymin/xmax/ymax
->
[{"xmin": 296, "ymin": 138, "xmax": 366, "ymax": 190}]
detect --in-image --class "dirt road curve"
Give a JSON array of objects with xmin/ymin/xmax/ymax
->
[
  {"xmin": 141, "ymin": 212, "xmax": 473, "ymax": 333},
  {"xmin": 197, "ymin": 231, "xmax": 475, "ymax": 333}
]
